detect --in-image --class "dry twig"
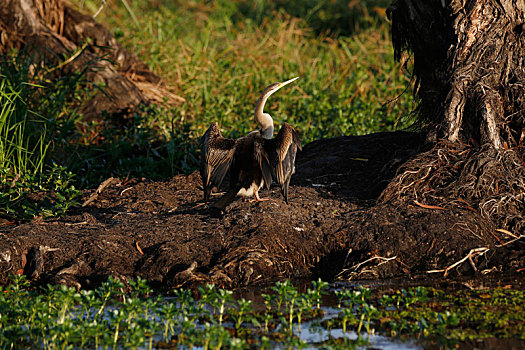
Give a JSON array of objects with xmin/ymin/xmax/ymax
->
[
  {"xmin": 336, "ymin": 255, "xmax": 398, "ymax": 280},
  {"xmin": 82, "ymin": 177, "xmax": 116, "ymax": 207},
  {"xmin": 427, "ymin": 247, "xmax": 490, "ymax": 277},
  {"xmin": 93, "ymin": 0, "xmax": 106, "ymax": 18}
]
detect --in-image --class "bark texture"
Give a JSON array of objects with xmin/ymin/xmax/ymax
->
[
  {"xmin": 388, "ymin": 0, "xmax": 525, "ymax": 148},
  {"xmin": 383, "ymin": 0, "xmax": 525, "ymax": 237},
  {"xmin": 0, "ymin": 0, "xmax": 182, "ymax": 118}
]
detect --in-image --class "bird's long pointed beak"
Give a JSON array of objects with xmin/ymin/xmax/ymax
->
[{"xmin": 278, "ymin": 77, "xmax": 299, "ymax": 89}]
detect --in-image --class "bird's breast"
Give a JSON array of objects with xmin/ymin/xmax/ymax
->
[{"xmin": 237, "ymin": 179, "xmax": 264, "ymax": 198}]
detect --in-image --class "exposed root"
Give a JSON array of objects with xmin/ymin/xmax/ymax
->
[
  {"xmin": 427, "ymin": 247, "xmax": 490, "ymax": 277},
  {"xmin": 413, "ymin": 200, "xmax": 446, "ymax": 210},
  {"xmin": 190, "ymin": 202, "xmax": 207, "ymax": 209},
  {"xmin": 381, "ymin": 141, "xmax": 525, "ymax": 234},
  {"xmin": 388, "ymin": 1, "xmax": 525, "ymax": 149},
  {"xmin": 336, "ymin": 255, "xmax": 400, "ymax": 281},
  {"xmin": 496, "ymin": 235, "xmax": 525, "ymax": 248}
]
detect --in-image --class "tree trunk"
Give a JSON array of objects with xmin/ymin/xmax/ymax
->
[
  {"xmin": 388, "ymin": 0, "xmax": 525, "ymax": 149},
  {"xmin": 382, "ymin": 0, "xmax": 525, "ymax": 235},
  {"xmin": 0, "ymin": 0, "xmax": 183, "ymax": 118}
]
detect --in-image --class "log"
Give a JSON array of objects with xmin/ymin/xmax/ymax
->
[{"xmin": 0, "ymin": 0, "xmax": 183, "ymax": 118}]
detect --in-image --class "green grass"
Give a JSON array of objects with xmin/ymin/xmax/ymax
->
[
  {"xmin": 82, "ymin": 0, "xmax": 414, "ymax": 142},
  {"xmin": 69, "ymin": 0, "xmax": 415, "ymax": 185},
  {"xmin": 0, "ymin": 52, "xmax": 84, "ymax": 219},
  {"xmin": 60, "ymin": 105, "xmax": 199, "ymax": 188}
]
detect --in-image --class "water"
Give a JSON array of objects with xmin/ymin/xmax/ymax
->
[
  {"xmin": 296, "ymin": 306, "xmax": 422, "ymax": 349},
  {"xmin": 11, "ymin": 275, "xmax": 522, "ymax": 349}
]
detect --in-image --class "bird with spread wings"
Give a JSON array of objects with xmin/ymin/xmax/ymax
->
[{"xmin": 200, "ymin": 77, "xmax": 302, "ymax": 211}]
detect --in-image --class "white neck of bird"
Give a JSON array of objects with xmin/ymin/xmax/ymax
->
[{"xmin": 255, "ymin": 94, "xmax": 274, "ymax": 139}]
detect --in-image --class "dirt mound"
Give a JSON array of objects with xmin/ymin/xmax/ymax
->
[{"xmin": 1, "ymin": 132, "xmax": 523, "ymax": 289}]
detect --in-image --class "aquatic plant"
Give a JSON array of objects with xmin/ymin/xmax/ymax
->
[{"xmin": 0, "ymin": 276, "xmax": 523, "ymax": 349}]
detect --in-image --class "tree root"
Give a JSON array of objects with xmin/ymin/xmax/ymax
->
[
  {"xmin": 381, "ymin": 141, "xmax": 525, "ymax": 234},
  {"xmin": 427, "ymin": 247, "xmax": 490, "ymax": 277}
]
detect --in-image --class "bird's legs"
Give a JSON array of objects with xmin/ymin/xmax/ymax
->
[{"xmin": 248, "ymin": 190, "xmax": 272, "ymax": 203}]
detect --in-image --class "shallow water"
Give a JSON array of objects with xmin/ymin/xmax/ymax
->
[
  {"xmin": 230, "ymin": 274, "xmax": 525, "ymax": 349},
  {"xmin": 296, "ymin": 306, "xmax": 422, "ymax": 350},
  {"xmin": 9, "ymin": 275, "xmax": 523, "ymax": 349},
  {"xmin": 331, "ymin": 274, "xmax": 525, "ymax": 291}
]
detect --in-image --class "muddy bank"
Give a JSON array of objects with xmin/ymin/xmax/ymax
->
[{"xmin": 0, "ymin": 131, "xmax": 523, "ymax": 289}]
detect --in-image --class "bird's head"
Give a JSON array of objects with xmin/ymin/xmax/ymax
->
[
  {"xmin": 255, "ymin": 77, "xmax": 299, "ymax": 139},
  {"xmin": 262, "ymin": 77, "xmax": 299, "ymax": 98}
]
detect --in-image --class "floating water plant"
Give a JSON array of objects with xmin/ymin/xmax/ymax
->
[{"xmin": 0, "ymin": 275, "xmax": 524, "ymax": 349}]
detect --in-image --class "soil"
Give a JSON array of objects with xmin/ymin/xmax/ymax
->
[{"xmin": 1, "ymin": 131, "xmax": 523, "ymax": 290}]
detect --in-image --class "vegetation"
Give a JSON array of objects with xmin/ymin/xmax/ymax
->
[
  {"xmin": 0, "ymin": 0, "xmax": 414, "ymax": 220},
  {"xmin": 0, "ymin": 52, "xmax": 84, "ymax": 219},
  {"xmin": 87, "ymin": 0, "xmax": 413, "ymax": 141},
  {"xmin": 1, "ymin": 275, "xmax": 523, "ymax": 349}
]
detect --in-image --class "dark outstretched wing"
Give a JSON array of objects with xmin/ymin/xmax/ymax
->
[
  {"xmin": 200, "ymin": 122, "xmax": 236, "ymax": 202},
  {"xmin": 258, "ymin": 123, "xmax": 302, "ymax": 204}
]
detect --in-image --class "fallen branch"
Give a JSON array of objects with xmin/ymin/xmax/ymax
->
[{"xmin": 427, "ymin": 247, "xmax": 490, "ymax": 277}]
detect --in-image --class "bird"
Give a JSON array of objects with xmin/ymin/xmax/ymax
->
[{"xmin": 200, "ymin": 77, "xmax": 302, "ymax": 211}]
